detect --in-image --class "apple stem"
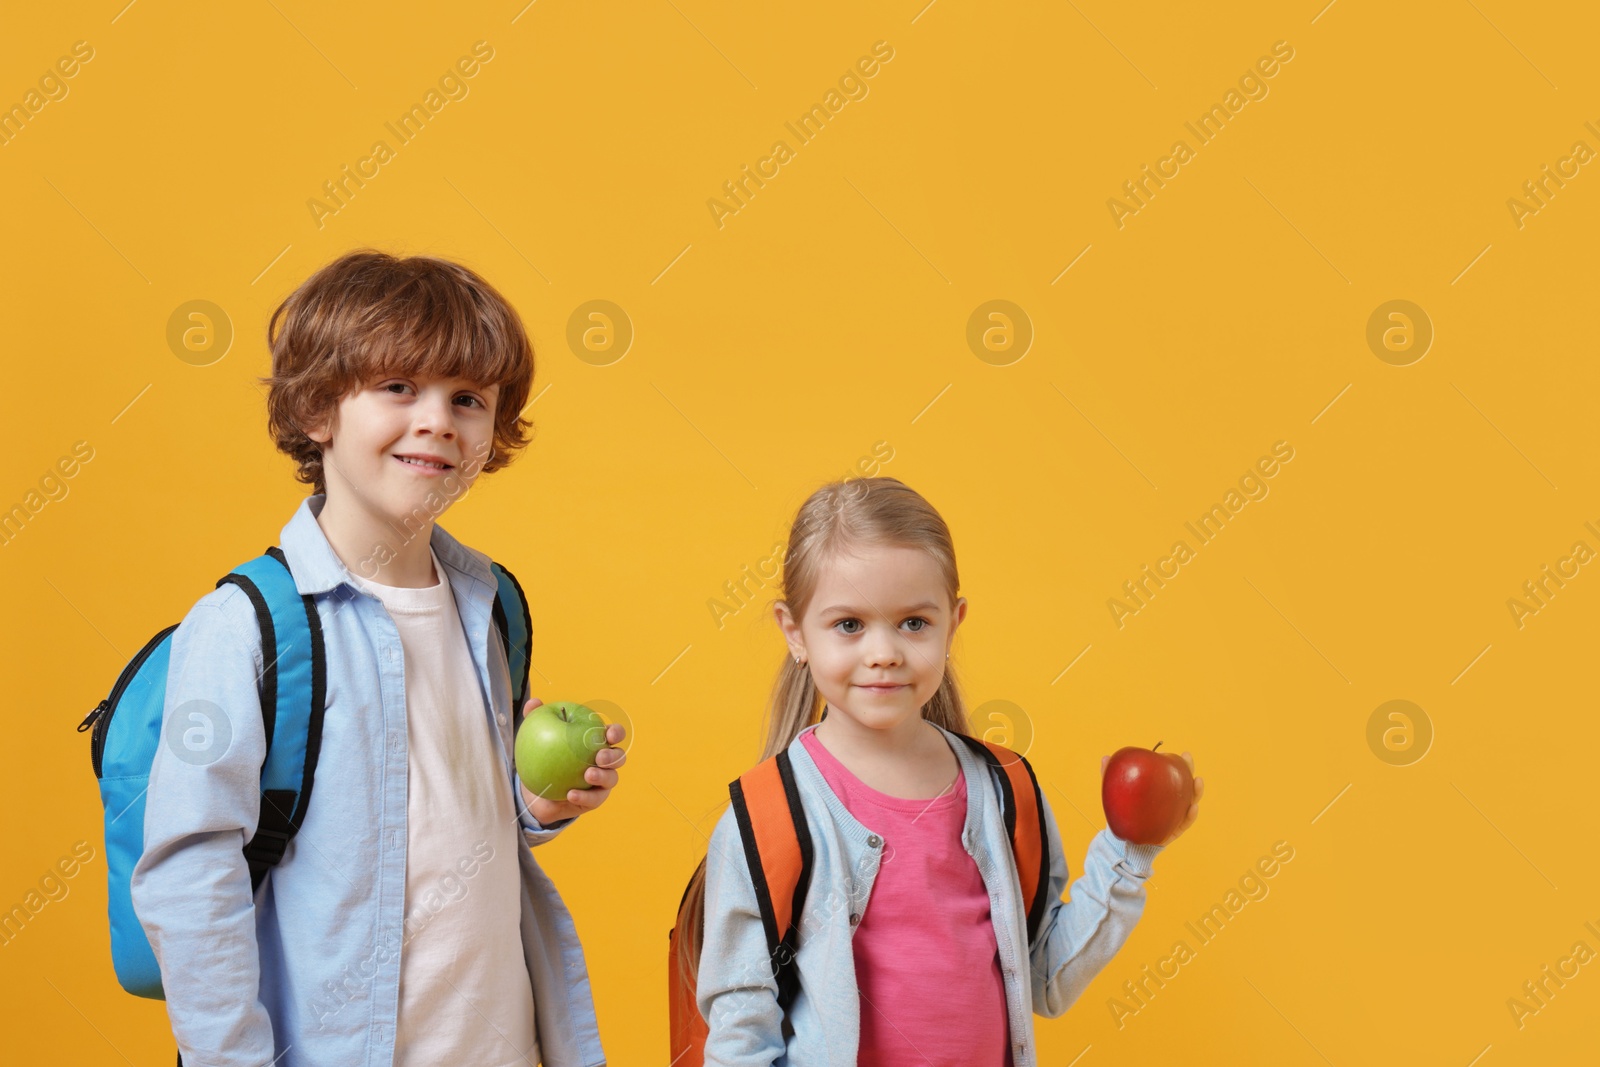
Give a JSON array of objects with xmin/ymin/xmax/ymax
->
[{"xmin": 1153, "ymin": 740, "xmax": 1163, "ymax": 752}]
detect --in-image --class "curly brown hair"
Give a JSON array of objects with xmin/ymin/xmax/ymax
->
[{"xmin": 258, "ymin": 249, "xmax": 535, "ymax": 495}]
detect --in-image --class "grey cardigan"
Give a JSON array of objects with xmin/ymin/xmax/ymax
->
[{"xmin": 696, "ymin": 722, "xmax": 1163, "ymax": 1066}]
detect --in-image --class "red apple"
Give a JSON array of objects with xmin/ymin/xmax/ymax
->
[{"xmin": 1102, "ymin": 741, "xmax": 1194, "ymax": 845}]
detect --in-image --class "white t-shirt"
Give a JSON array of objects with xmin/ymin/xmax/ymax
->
[{"xmin": 353, "ymin": 548, "xmax": 538, "ymax": 1067}]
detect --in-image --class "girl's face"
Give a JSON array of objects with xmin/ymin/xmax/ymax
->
[{"xmin": 776, "ymin": 542, "xmax": 967, "ymax": 742}]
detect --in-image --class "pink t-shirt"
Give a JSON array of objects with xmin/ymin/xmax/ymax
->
[{"xmin": 800, "ymin": 725, "xmax": 1012, "ymax": 1066}]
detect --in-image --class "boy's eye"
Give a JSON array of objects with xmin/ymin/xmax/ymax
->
[{"xmin": 381, "ymin": 381, "xmax": 486, "ymax": 408}]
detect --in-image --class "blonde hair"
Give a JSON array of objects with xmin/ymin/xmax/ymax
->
[{"xmin": 676, "ymin": 476, "xmax": 971, "ymax": 987}]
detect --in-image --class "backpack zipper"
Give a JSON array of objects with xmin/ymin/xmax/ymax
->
[{"xmin": 85, "ymin": 623, "xmax": 179, "ymax": 779}]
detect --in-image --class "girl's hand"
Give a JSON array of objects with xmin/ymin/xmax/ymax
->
[
  {"xmin": 1100, "ymin": 751, "xmax": 1203, "ymax": 848},
  {"xmin": 518, "ymin": 697, "xmax": 628, "ymax": 826}
]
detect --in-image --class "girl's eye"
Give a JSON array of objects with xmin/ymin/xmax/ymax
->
[{"xmin": 833, "ymin": 617, "xmax": 930, "ymax": 635}]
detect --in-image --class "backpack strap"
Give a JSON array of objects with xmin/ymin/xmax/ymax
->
[
  {"xmin": 488, "ymin": 561, "xmax": 533, "ymax": 733},
  {"xmin": 956, "ymin": 735, "xmax": 1050, "ymax": 945},
  {"xmin": 728, "ymin": 750, "xmax": 813, "ymax": 1016},
  {"xmin": 216, "ymin": 547, "xmax": 326, "ymax": 893}
]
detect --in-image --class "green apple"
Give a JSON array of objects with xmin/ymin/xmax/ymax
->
[{"xmin": 515, "ymin": 701, "xmax": 609, "ymax": 800}]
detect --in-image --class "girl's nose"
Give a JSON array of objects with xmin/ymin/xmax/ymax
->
[{"xmin": 863, "ymin": 638, "xmax": 902, "ymax": 668}]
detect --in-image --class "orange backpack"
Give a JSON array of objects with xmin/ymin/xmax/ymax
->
[{"xmin": 668, "ymin": 734, "xmax": 1051, "ymax": 1066}]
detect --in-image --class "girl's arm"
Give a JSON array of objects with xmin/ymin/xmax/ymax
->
[
  {"xmin": 1029, "ymin": 789, "xmax": 1164, "ymax": 1016},
  {"xmin": 696, "ymin": 806, "xmax": 787, "ymax": 1066}
]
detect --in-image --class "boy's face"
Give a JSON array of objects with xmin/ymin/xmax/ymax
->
[{"xmin": 306, "ymin": 371, "xmax": 500, "ymax": 527}]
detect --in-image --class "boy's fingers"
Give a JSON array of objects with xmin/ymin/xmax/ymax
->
[
  {"xmin": 524, "ymin": 697, "xmax": 543, "ymax": 712},
  {"xmin": 606, "ymin": 723, "xmax": 626, "ymax": 745},
  {"xmin": 568, "ymin": 785, "xmax": 610, "ymax": 810},
  {"xmin": 597, "ymin": 748, "xmax": 627, "ymax": 770},
  {"xmin": 585, "ymin": 766, "xmax": 618, "ymax": 790}
]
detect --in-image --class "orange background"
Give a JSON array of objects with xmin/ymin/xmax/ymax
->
[{"xmin": 4, "ymin": 1, "xmax": 1599, "ymax": 1063}]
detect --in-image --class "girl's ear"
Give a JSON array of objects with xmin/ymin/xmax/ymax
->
[{"xmin": 773, "ymin": 601, "xmax": 804, "ymax": 658}]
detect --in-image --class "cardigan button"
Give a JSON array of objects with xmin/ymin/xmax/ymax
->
[
  {"xmin": 849, "ymin": 912, "xmax": 861, "ymax": 926},
  {"xmin": 866, "ymin": 834, "xmax": 882, "ymax": 848}
]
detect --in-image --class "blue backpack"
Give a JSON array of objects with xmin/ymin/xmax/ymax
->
[{"xmin": 79, "ymin": 545, "xmax": 534, "ymax": 1001}]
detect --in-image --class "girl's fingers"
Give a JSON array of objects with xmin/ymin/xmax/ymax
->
[
  {"xmin": 585, "ymin": 766, "xmax": 618, "ymax": 790},
  {"xmin": 597, "ymin": 747, "xmax": 627, "ymax": 770}
]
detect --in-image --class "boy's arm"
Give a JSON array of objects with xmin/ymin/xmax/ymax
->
[
  {"xmin": 128, "ymin": 586, "xmax": 277, "ymax": 1066},
  {"xmin": 1029, "ymin": 790, "xmax": 1164, "ymax": 1017},
  {"xmin": 514, "ymin": 773, "xmax": 575, "ymax": 846}
]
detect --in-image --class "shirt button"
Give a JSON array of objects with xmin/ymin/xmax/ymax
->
[
  {"xmin": 497, "ymin": 712, "xmax": 507, "ymax": 725},
  {"xmin": 849, "ymin": 912, "xmax": 861, "ymax": 926},
  {"xmin": 866, "ymin": 834, "xmax": 881, "ymax": 848}
]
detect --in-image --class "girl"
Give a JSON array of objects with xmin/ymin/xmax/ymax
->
[{"xmin": 679, "ymin": 476, "xmax": 1203, "ymax": 1066}]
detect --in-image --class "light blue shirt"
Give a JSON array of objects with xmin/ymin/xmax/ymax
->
[
  {"xmin": 130, "ymin": 494, "xmax": 605, "ymax": 1067},
  {"xmin": 696, "ymin": 722, "xmax": 1163, "ymax": 1066}
]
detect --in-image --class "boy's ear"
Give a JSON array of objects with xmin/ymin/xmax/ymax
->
[{"xmin": 302, "ymin": 406, "xmax": 334, "ymax": 445}]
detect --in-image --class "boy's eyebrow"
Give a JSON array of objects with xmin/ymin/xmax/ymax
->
[{"xmin": 818, "ymin": 601, "xmax": 941, "ymax": 616}]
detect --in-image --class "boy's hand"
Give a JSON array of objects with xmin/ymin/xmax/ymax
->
[
  {"xmin": 1100, "ymin": 751, "xmax": 1204, "ymax": 848},
  {"xmin": 518, "ymin": 698, "xmax": 627, "ymax": 826}
]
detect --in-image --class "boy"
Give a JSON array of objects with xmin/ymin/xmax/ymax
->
[{"xmin": 130, "ymin": 250, "xmax": 623, "ymax": 1067}]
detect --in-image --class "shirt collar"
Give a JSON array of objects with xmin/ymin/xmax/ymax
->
[{"xmin": 277, "ymin": 493, "xmax": 494, "ymax": 597}]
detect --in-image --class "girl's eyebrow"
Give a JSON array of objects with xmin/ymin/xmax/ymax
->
[{"xmin": 819, "ymin": 601, "xmax": 941, "ymax": 616}]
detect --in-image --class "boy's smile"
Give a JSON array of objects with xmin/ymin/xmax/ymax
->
[{"xmin": 306, "ymin": 372, "xmax": 500, "ymax": 586}]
